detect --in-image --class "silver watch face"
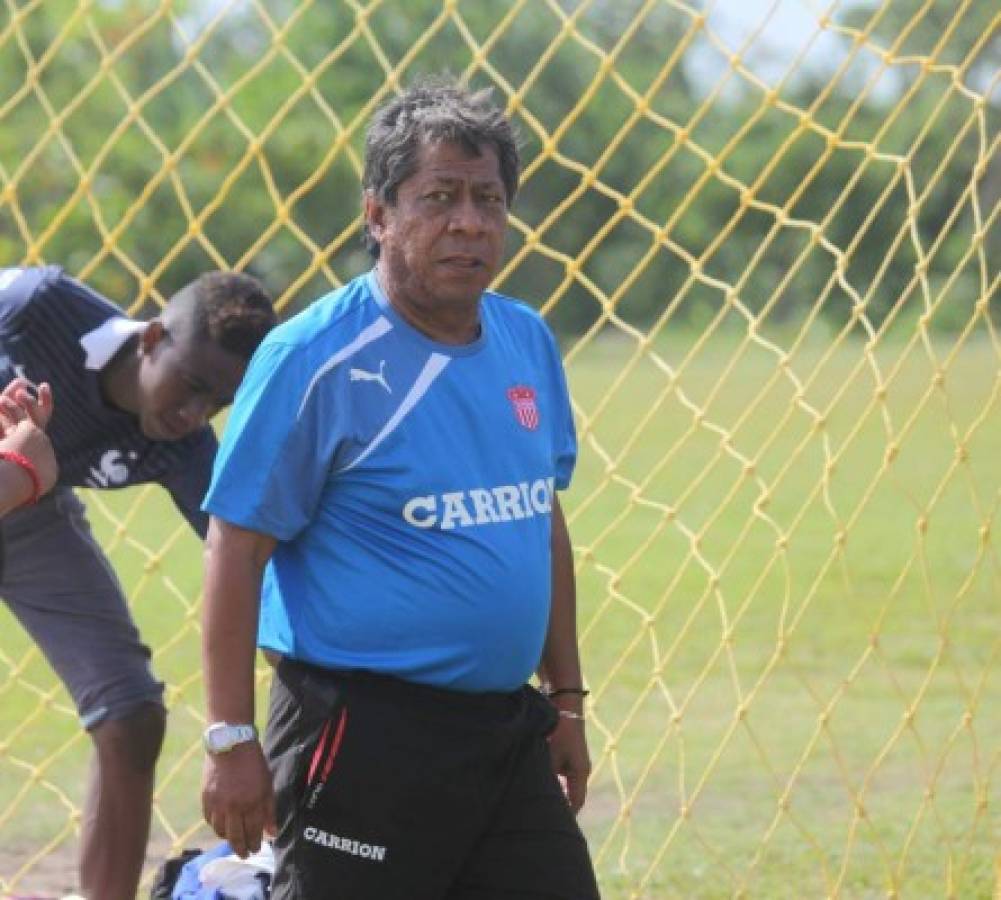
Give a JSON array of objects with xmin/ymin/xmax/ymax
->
[{"xmin": 204, "ymin": 723, "xmax": 255, "ymax": 753}]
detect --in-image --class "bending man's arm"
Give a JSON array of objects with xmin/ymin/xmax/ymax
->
[
  {"xmin": 539, "ymin": 494, "xmax": 590, "ymax": 814},
  {"xmin": 201, "ymin": 516, "xmax": 277, "ymax": 857}
]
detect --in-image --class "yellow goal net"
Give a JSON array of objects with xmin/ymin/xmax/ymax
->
[{"xmin": 1, "ymin": 1, "xmax": 998, "ymax": 897}]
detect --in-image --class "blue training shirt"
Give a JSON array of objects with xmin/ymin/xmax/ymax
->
[{"xmin": 204, "ymin": 272, "xmax": 577, "ymax": 692}]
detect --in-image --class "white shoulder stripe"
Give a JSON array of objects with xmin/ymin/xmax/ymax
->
[
  {"xmin": 0, "ymin": 268, "xmax": 23, "ymax": 291},
  {"xmin": 338, "ymin": 352, "xmax": 450, "ymax": 474},
  {"xmin": 298, "ymin": 316, "xmax": 393, "ymax": 418},
  {"xmin": 79, "ymin": 318, "xmax": 146, "ymax": 370}
]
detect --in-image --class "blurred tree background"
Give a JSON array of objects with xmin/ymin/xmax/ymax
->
[{"xmin": 0, "ymin": 0, "xmax": 997, "ymax": 334}]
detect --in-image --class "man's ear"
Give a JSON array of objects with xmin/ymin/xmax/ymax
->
[
  {"xmin": 364, "ymin": 190, "xmax": 387, "ymax": 243},
  {"xmin": 139, "ymin": 320, "xmax": 167, "ymax": 356}
]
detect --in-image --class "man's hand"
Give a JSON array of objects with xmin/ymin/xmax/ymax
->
[
  {"xmin": 548, "ymin": 711, "xmax": 591, "ymax": 814},
  {"xmin": 0, "ymin": 380, "xmax": 57, "ymax": 497},
  {"xmin": 0, "ymin": 378, "xmax": 54, "ymax": 430},
  {"xmin": 201, "ymin": 741, "xmax": 276, "ymax": 858}
]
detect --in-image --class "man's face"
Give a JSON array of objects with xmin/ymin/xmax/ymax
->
[
  {"xmin": 367, "ymin": 140, "xmax": 509, "ymax": 316},
  {"xmin": 134, "ymin": 323, "xmax": 245, "ymax": 441}
]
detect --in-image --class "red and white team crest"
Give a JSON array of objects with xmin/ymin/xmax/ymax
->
[{"xmin": 507, "ymin": 385, "xmax": 540, "ymax": 431}]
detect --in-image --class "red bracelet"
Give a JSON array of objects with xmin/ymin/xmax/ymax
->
[{"xmin": 0, "ymin": 450, "xmax": 42, "ymax": 506}]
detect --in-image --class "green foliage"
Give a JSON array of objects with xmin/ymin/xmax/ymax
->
[{"xmin": 0, "ymin": 0, "xmax": 994, "ymax": 332}]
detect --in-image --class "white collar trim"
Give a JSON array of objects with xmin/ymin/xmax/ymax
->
[{"xmin": 79, "ymin": 318, "xmax": 147, "ymax": 371}]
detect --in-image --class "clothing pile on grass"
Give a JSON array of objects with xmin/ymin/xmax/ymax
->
[{"xmin": 150, "ymin": 842, "xmax": 273, "ymax": 900}]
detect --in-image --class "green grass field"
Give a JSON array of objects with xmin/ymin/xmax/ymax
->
[{"xmin": 1, "ymin": 328, "xmax": 999, "ymax": 898}]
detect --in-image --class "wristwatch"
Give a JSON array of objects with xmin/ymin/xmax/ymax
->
[{"xmin": 203, "ymin": 722, "xmax": 258, "ymax": 754}]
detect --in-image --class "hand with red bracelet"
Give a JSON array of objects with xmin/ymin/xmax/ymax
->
[{"xmin": 0, "ymin": 378, "xmax": 57, "ymax": 515}]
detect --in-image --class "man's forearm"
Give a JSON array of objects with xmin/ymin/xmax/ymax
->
[
  {"xmin": 540, "ymin": 494, "xmax": 591, "ymax": 812},
  {"xmin": 0, "ymin": 463, "xmax": 35, "ymax": 516},
  {"xmin": 539, "ymin": 495, "xmax": 585, "ymax": 698},
  {"xmin": 202, "ymin": 517, "xmax": 276, "ymax": 724},
  {"xmin": 201, "ymin": 517, "xmax": 279, "ymax": 855}
]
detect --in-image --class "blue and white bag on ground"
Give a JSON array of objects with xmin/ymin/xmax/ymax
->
[{"xmin": 171, "ymin": 842, "xmax": 274, "ymax": 900}]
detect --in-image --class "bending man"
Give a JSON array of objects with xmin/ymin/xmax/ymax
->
[{"xmin": 0, "ymin": 266, "xmax": 275, "ymax": 900}]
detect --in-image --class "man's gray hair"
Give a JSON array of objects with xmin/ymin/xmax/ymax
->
[{"xmin": 362, "ymin": 75, "xmax": 521, "ymax": 258}]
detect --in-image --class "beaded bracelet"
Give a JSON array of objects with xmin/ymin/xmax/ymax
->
[{"xmin": 0, "ymin": 450, "xmax": 42, "ymax": 506}]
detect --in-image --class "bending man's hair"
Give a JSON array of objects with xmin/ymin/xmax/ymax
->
[{"xmin": 164, "ymin": 271, "xmax": 277, "ymax": 360}]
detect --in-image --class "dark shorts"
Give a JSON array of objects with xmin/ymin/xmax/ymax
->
[
  {"xmin": 0, "ymin": 487, "xmax": 164, "ymax": 729},
  {"xmin": 266, "ymin": 658, "xmax": 601, "ymax": 900}
]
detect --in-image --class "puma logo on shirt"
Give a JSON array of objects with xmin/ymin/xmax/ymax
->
[{"xmin": 349, "ymin": 360, "xmax": 391, "ymax": 394}]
